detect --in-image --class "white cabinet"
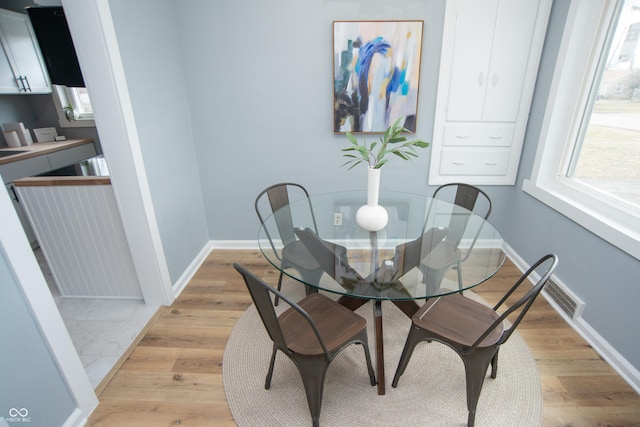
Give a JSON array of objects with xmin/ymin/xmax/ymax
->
[
  {"xmin": 0, "ymin": 8, "xmax": 51, "ymax": 94},
  {"xmin": 429, "ymin": 0, "xmax": 551, "ymax": 185}
]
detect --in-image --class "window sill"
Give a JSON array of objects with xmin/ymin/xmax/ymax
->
[
  {"xmin": 58, "ymin": 117, "xmax": 96, "ymax": 128},
  {"xmin": 523, "ymin": 178, "xmax": 640, "ymax": 261}
]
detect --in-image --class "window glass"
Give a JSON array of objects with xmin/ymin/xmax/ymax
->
[
  {"xmin": 51, "ymin": 84, "xmax": 95, "ymax": 127},
  {"xmin": 71, "ymin": 87, "xmax": 93, "ymax": 116},
  {"xmin": 522, "ymin": 0, "xmax": 640, "ymax": 261},
  {"xmin": 65, "ymin": 87, "xmax": 94, "ymax": 119},
  {"xmin": 568, "ymin": 0, "xmax": 640, "ymax": 210}
]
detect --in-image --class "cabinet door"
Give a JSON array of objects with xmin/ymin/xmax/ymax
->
[
  {"xmin": 0, "ymin": 39, "xmax": 20, "ymax": 92},
  {"xmin": 446, "ymin": 0, "xmax": 499, "ymax": 122},
  {"xmin": 0, "ymin": 9, "xmax": 51, "ymax": 94},
  {"xmin": 483, "ymin": 0, "xmax": 540, "ymax": 122}
]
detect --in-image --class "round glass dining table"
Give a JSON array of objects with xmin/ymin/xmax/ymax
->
[{"xmin": 257, "ymin": 190, "xmax": 506, "ymax": 394}]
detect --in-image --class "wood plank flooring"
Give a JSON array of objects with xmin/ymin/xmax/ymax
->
[{"xmin": 87, "ymin": 250, "xmax": 640, "ymax": 426}]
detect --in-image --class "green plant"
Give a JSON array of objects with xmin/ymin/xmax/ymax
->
[
  {"xmin": 341, "ymin": 117, "xmax": 430, "ymax": 170},
  {"xmin": 63, "ymin": 105, "xmax": 75, "ymax": 121}
]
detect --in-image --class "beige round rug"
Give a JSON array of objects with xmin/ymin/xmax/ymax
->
[{"xmin": 223, "ymin": 280, "xmax": 542, "ymax": 426}]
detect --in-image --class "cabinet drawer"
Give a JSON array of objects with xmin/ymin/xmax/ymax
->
[
  {"xmin": 439, "ymin": 148, "xmax": 510, "ymax": 176},
  {"xmin": 443, "ymin": 124, "xmax": 515, "ymax": 147},
  {"xmin": 48, "ymin": 143, "xmax": 97, "ymax": 170},
  {"xmin": 0, "ymin": 155, "xmax": 51, "ymax": 183}
]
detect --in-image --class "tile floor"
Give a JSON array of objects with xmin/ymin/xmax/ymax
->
[
  {"xmin": 35, "ymin": 248, "xmax": 159, "ymax": 389},
  {"xmin": 57, "ymin": 298, "xmax": 158, "ymax": 388}
]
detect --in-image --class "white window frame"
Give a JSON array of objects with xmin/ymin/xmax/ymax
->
[
  {"xmin": 51, "ymin": 84, "xmax": 96, "ymax": 128},
  {"xmin": 522, "ymin": 0, "xmax": 640, "ymax": 261}
]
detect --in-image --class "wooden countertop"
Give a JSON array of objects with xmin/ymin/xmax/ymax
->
[
  {"xmin": 14, "ymin": 176, "xmax": 111, "ymax": 186},
  {"xmin": 0, "ymin": 138, "xmax": 94, "ymax": 166}
]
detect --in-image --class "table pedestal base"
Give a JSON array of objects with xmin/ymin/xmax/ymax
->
[{"xmin": 337, "ymin": 296, "xmax": 420, "ymax": 395}]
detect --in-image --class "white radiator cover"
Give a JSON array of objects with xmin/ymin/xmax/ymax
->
[{"xmin": 17, "ymin": 183, "xmax": 142, "ymax": 298}]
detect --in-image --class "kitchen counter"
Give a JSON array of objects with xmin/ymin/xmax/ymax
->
[
  {"xmin": 0, "ymin": 138, "xmax": 94, "ymax": 166},
  {"xmin": 14, "ymin": 176, "xmax": 111, "ymax": 186},
  {"xmin": 0, "ymin": 138, "xmax": 97, "ymax": 184}
]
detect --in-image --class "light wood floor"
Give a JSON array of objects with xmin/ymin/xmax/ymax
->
[{"xmin": 87, "ymin": 250, "xmax": 640, "ymax": 426}]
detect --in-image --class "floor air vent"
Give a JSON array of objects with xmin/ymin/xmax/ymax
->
[{"xmin": 543, "ymin": 278, "xmax": 585, "ymax": 320}]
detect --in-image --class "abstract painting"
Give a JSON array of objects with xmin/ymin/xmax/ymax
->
[{"xmin": 333, "ymin": 20, "xmax": 424, "ymax": 133}]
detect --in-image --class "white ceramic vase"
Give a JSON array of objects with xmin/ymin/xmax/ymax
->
[{"xmin": 356, "ymin": 167, "xmax": 389, "ymax": 232}]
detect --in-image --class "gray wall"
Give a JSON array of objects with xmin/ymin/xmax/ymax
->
[
  {"xmin": 108, "ymin": 0, "xmax": 209, "ymax": 283},
  {"xmin": 173, "ymin": 0, "xmax": 446, "ymax": 238},
  {"xmin": 0, "ymin": 247, "xmax": 76, "ymax": 426},
  {"xmin": 111, "ymin": 0, "xmax": 636, "ymax": 371}
]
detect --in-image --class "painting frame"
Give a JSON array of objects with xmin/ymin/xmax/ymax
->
[{"xmin": 333, "ymin": 20, "xmax": 424, "ymax": 134}]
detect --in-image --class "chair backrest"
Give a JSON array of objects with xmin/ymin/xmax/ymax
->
[
  {"xmin": 429, "ymin": 183, "xmax": 493, "ymax": 249},
  {"xmin": 433, "ymin": 183, "xmax": 492, "ymax": 219},
  {"xmin": 233, "ymin": 263, "xmax": 331, "ymax": 358},
  {"xmin": 391, "ymin": 227, "xmax": 448, "ymax": 277},
  {"xmin": 255, "ymin": 183, "xmax": 318, "ymax": 254},
  {"xmin": 294, "ymin": 227, "xmax": 363, "ymax": 287},
  {"xmin": 467, "ymin": 254, "xmax": 558, "ymax": 353}
]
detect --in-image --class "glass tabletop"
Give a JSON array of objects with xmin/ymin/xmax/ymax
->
[{"xmin": 258, "ymin": 190, "xmax": 506, "ymax": 301}]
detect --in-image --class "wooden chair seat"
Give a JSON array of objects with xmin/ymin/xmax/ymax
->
[
  {"xmin": 280, "ymin": 293, "xmax": 367, "ymax": 355},
  {"xmin": 282, "ymin": 240, "xmax": 321, "ymax": 271},
  {"xmin": 412, "ymin": 294, "xmax": 503, "ymax": 348},
  {"xmin": 419, "ymin": 241, "xmax": 461, "ymax": 270}
]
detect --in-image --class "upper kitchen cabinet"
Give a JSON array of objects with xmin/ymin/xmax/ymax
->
[
  {"xmin": 429, "ymin": 0, "xmax": 551, "ymax": 185},
  {"xmin": 0, "ymin": 8, "xmax": 51, "ymax": 94}
]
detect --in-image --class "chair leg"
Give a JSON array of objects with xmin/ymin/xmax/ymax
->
[
  {"xmin": 456, "ymin": 260, "xmax": 464, "ymax": 295},
  {"xmin": 392, "ymin": 326, "xmax": 425, "ymax": 387},
  {"xmin": 298, "ymin": 267, "xmax": 324, "ymax": 296},
  {"xmin": 292, "ymin": 356, "xmax": 330, "ymax": 427},
  {"xmin": 490, "ymin": 348, "xmax": 499, "ymax": 379},
  {"xmin": 461, "ymin": 347, "xmax": 497, "ymax": 427},
  {"xmin": 265, "ymin": 343, "xmax": 278, "ymax": 389},
  {"xmin": 356, "ymin": 331, "xmax": 377, "ymax": 386},
  {"xmin": 274, "ymin": 270, "xmax": 284, "ymax": 306}
]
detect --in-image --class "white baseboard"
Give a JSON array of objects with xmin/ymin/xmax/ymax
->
[
  {"xmin": 172, "ymin": 241, "xmax": 215, "ymax": 298},
  {"xmin": 504, "ymin": 244, "xmax": 640, "ymax": 395},
  {"xmin": 62, "ymin": 409, "xmax": 85, "ymax": 427},
  {"xmin": 211, "ymin": 240, "xmax": 260, "ymax": 250},
  {"xmin": 575, "ymin": 317, "xmax": 640, "ymax": 394}
]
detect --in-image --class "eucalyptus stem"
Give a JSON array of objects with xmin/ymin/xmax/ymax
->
[{"xmin": 341, "ymin": 117, "xmax": 430, "ymax": 170}]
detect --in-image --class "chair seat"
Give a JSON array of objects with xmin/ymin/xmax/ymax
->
[
  {"xmin": 413, "ymin": 294, "xmax": 504, "ymax": 348},
  {"xmin": 282, "ymin": 240, "xmax": 321, "ymax": 271},
  {"xmin": 280, "ymin": 293, "xmax": 368, "ymax": 356},
  {"xmin": 421, "ymin": 241, "xmax": 461, "ymax": 270}
]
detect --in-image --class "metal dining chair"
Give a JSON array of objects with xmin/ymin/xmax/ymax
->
[
  {"xmin": 234, "ymin": 263, "xmax": 376, "ymax": 427},
  {"xmin": 255, "ymin": 183, "xmax": 323, "ymax": 304},
  {"xmin": 391, "ymin": 254, "xmax": 558, "ymax": 427},
  {"xmin": 419, "ymin": 183, "xmax": 492, "ymax": 293}
]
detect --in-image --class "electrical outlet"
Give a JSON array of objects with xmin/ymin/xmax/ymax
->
[{"xmin": 333, "ymin": 213, "xmax": 343, "ymax": 226}]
